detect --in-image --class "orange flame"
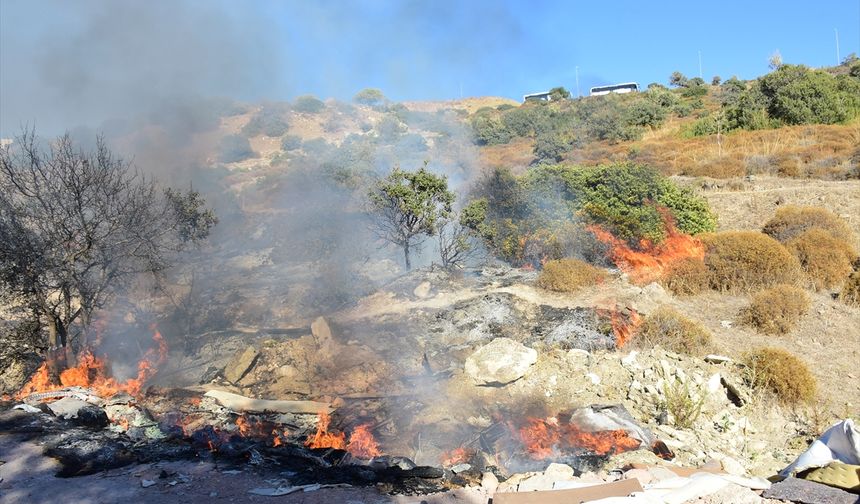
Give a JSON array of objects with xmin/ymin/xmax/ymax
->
[
  {"xmin": 16, "ymin": 328, "xmax": 168, "ymax": 399},
  {"xmin": 272, "ymin": 429, "xmax": 289, "ymax": 447},
  {"xmin": 608, "ymin": 308, "xmax": 642, "ymax": 348},
  {"xmin": 587, "ymin": 212, "xmax": 704, "ymax": 285},
  {"xmin": 305, "ymin": 412, "xmax": 346, "ymax": 450},
  {"xmin": 346, "ymin": 423, "xmax": 382, "ymax": 459},
  {"xmin": 518, "ymin": 416, "xmax": 641, "ymax": 459},
  {"xmin": 441, "ymin": 446, "xmax": 473, "ymax": 466}
]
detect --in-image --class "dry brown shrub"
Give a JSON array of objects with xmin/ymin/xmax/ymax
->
[
  {"xmin": 785, "ymin": 229, "xmax": 857, "ymax": 290},
  {"xmin": 682, "ymin": 155, "xmax": 746, "ymax": 178},
  {"xmin": 774, "ymin": 154, "xmax": 802, "ymax": 177},
  {"xmin": 839, "ymin": 268, "xmax": 860, "ymax": 306},
  {"xmin": 701, "ymin": 231, "xmax": 801, "ymax": 292},
  {"xmin": 662, "ymin": 258, "xmax": 709, "ymax": 296},
  {"xmin": 741, "ymin": 284, "xmax": 810, "ymax": 335},
  {"xmin": 635, "ymin": 306, "xmax": 712, "ymax": 355},
  {"xmin": 762, "ymin": 205, "xmax": 854, "ymax": 244},
  {"xmin": 536, "ymin": 258, "xmax": 606, "ymax": 293},
  {"xmin": 744, "ymin": 347, "xmax": 817, "ymax": 405}
]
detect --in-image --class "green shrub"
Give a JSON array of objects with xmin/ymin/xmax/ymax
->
[
  {"xmin": 762, "ymin": 205, "xmax": 854, "ymax": 243},
  {"xmin": 635, "ymin": 306, "xmax": 712, "ymax": 355},
  {"xmin": 280, "ymin": 135, "xmax": 303, "ymax": 151},
  {"xmin": 353, "ymin": 88, "xmax": 386, "ymax": 107},
  {"xmin": 681, "ymin": 85, "xmax": 708, "ymax": 98},
  {"xmin": 293, "ymin": 95, "xmax": 326, "ymax": 113},
  {"xmin": 662, "ymin": 258, "xmax": 710, "ymax": 296},
  {"xmin": 742, "ymin": 284, "xmax": 809, "ymax": 334},
  {"xmin": 626, "ymin": 100, "xmax": 667, "ymax": 129},
  {"xmin": 536, "ymin": 258, "xmax": 606, "ymax": 292},
  {"xmin": 242, "ymin": 105, "xmax": 290, "ymax": 137},
  {"xmin": 744, "ymin": 347, "xmax": 816, "ymax": 404},
  {"xmin": 533, "ymin": 132, "xmax": 571, "ymax": 164},
  {"xmin": 471, "ymin": 113, "xmax": 512, "ymax": 145},
  {"xmin": 218, "ymin": 134, "xmax": 257, "ymax": 163},
  {"xmin": 785, "ymin": 229, "xmax": 856, "ymax": 290},
  {"xmin": 701, "ymin": 231, "xmax": 801, "ymax": 292}
]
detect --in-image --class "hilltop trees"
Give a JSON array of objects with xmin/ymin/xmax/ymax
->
[
  {"xmin": 0, "ymin": 131, "xmax": 217, "ymax": 374},
  {"xmin": 367, "ymin": 163, "xmax": 454, "ymax": 269}
]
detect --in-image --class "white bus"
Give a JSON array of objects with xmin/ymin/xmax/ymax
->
[{"xmin": 589, "ymin": 82, "xmax": 640, "ymax": 96}]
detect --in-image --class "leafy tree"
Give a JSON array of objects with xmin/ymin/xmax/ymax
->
[
  {"xmin": 367, "ymin": 164, "xmax": 454, "ymax": 269},
  {"xmin": 533, "ymin": 132, "xmax": 570, "ymax": 164},
  {"xmin": 0, "ymin": 131, "xmax": 217, "ymax": 375},
  {"xmin": 711, "ymin": 75, "xmax": 722, "ymax": 86},
  {"xmin": 549, "ymin": 86, "xmax": 571, "ymax": 100},
  {"xmin": 687, "ymin": 77, "xmax": 706, "ymax": 87},
  {"xmin": 669, "ymin": 71, "xmax": 689, "ymax": 87},
  {"xmin": 768, "ymin": 50, "xmax": 783, "ymax": 70},
  {"xmin": 626, "ymin": 100, "xmax": 667, "ymax": 129},
  {"xmin": 293, "ymin": 95, "xmax": 326, "ymax": 113},
  {"xmin": 471, "ymin": 113, "xmax": 512, "ymax": 145},
  {"xmin": 280, "ymin": 134, "xmax": 303, "ymax": 151},
  {"xmin": 241, "ymin": 105, "xmax": 290, "ymax": 137},
  {"xmin": 353, "ymin": 88, "xmax": 387, "ymax": 107}
]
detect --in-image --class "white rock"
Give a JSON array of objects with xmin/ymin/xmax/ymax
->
[
  {"xmin": 413, "ymin": 281, "xmax": 432, "ymax": 298},
  {"xmin": 621, "ymin": 350, "xmax": 639, "ymax": 368},
  {"xmin": 720, "ymin": 320, "xmax": 733, "ymax": 328},
  {"xmin": 464, "ymin": 338, "xmax": 537, "ymax": 385},
  {"xmin": 544, "ymin": 463, "xmax": 574, "ymax": 480},
  {"xmin": 706, "ymin": 373, "xmax": 722, "ymax": 393},
  {"xmin": 704, "ymin": 354, "xmax": 732, "ymax": 364},
  {"xmin": 480, "ymin": 472, "xmax": 498, "ymax": 493},
  {"xmin": 586, "ymin": 373, "xmax": 601, "ymax": 385},
  {"xmin": 719, "ymin": 455, "xmax": 747, "ymax": 476},
  {"xmin": 141, "ymin": 479, "xmax": 157, "ymax": 488}
]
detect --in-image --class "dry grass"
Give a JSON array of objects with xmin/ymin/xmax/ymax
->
[
  {"xmin": 741, "ymin": 284, "xmax": 810, "ymax": 335},
  {"xmin": 744, "ymin": 347, "xmax": 817, "ymax": 405},
  {"xmin": 839, "ymin": 268, "xmax": 860, "ymax": 306},
  {"xmin": 635, "ymin": 306, "xmax": 712, "ymax": 355},
  {"xmin": 785, "ymin": 229, "xmax": 857, "ymax": 290},
  {"xmin": 662, "ymin": 258, "xmax": 710, "ymax": 296},
  {"xmin": 701, "ymin": 231, "xmax": 801, "ymax": 292},
  {"xmin": 536, "ymin": 258, "xmax": 606, "ymax": 293},
  {"xmin": 762, "ymin": 205, "xmax": 855, "ymax": 243}
]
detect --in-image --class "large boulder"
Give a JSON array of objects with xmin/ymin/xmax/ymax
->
[
  {"xmin": 223, "ymin": 346, "xmax": 259, "ymax": 384},
  {"xmin": 465, "ymin": 338, "xmax": 537, "ymax": 386}
]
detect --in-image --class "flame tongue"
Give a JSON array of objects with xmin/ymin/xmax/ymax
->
[
  {"xmin": 347, "ymin": 423, "xmax": 382, "ymax": 459},
  {"xmin": 16, "ymin": 328, "xmax": 168, "ymax": 399},
  {"xmin": 588, "ymin": 213, "xmax": 704, "ymax": 284},
  {"xmin": 305, "ymin": 412, "xmax": 382, "ymax": 459},
  {"xmin": 305, "ymin": 411, "xmax": 346, "ymax": 450},
  {"xmin": 518, "ymin": 416, "xmax": 641, "ymax": 459}
]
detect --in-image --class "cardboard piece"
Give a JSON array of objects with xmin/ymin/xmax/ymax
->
[
  {"xmin": 203, "ymin": 390, "xmax": 332, "ymax": 414},
  {"xmin": 491, "ymin": 478, "xmax": 643, "ymax": 504}
]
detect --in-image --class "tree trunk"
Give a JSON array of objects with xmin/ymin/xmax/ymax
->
[
  {"xmin": 45, "ymin": 315, "xmax": 69, "ymax": 383},
  {"xmin": 404, "ymin": 241, "xmax": 411, "ymax": 270}
]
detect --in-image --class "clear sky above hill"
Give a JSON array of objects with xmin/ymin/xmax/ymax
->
[{"xmin": 2, "ymin": 0, "xmax": 858, "ymax": 135}]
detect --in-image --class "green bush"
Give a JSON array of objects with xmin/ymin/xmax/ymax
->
[
  {"xmin": 635, "ymin": 306, "xmax": 712, "ymax": 355},
  {"xmin": 471, "ymin": 113, "xmax": 512, "ymax": 145},
  {"xmin": 626, "ymin": 100, "xmax": 667, "ymax": 129},
  {"xmin": 293, "ymin": 95, "xmax": 326, "ymax": 113},
  {"xmin": 218, "ymin": 134, "xmax": 257, "ymax": 163},
  {"xmin": 742, "ymin": 284, "xmax": 809, "ymax": 335},
  {"xmin": 536, "ymin": 258, "xmax": 606, "ymax": 292},
  {"xmin": 353, "ymin": 88, "xmax": 386, "ymax": 107},
  {"xmin": 242, "ymin": 105, "xmax": 290, "ymax": 137},
  {"xmin": 533, "ymin": 132, "xmax": 571, "ymax": 164},
  {"xmin": 744, "ymin": 347, "xmax": 816, "ymax": 404},
  {"xmin": 701, "ymin": 231, "xmax": 801, "ymax": 292},
  {"xmin": 280, "ymin": 135, "xmax": 303, "ymax": 151}
]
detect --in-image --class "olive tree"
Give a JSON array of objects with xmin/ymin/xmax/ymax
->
[
  {"xmin": 0, "ymin": 131, "xmax": 217, "ymax": 375},
  {"xmin": 367, "ymin": 163, "xmax": 454, "ymax": 269}
]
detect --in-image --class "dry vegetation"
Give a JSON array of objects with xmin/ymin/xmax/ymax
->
[
  {"xmin": 661, "ymin": 257, "xmax": 709, "ymax": 296},
  {"xmin": 700, "ymin": 231, "xmax": 801, "ymax": 292},
  {"xmin": 762, "ymin": 205, "xmax": 855, "ymax": 243},
  {"xmin": 741, "ymin": 284, "xmax": 810, "ymax": 335},
  {"xmin": 744, "ymin": 347, "xmax": 817, "ymax": 405},
  {"xmin": 536, "ymin": 258, "xmax": 606, "ymax": 293},
  {"xmin": 785, "ymin": 229, "xmax": 857, "ymax": 290},
  {"xmin": 840, "ymin": 268, "xmax": 860, "ymax": 306},
  {"xmin": 634, "ymin": 306, "xmax": 712, "ymax": 355}
]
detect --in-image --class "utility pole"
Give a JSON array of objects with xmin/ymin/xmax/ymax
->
[
  {"xmin": 835, "ymin": 28, "xmax": 840, "ymax": 64},
  {"xmin": 698, "ymin": 51, "xmax": 703, "ymax": 79},
  {"xmin": 575, "ymin": 66, "xmax": 580, "ymax": 97}
]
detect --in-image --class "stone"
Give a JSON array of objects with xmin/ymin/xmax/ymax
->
[
  {"xmin": 47, "ymin": 397, "xmax": 109, "ymax": 429},
  {"xmin": 718, "ymin": 455, "xmax": 747, "ymax": 476},
  {"xmin": 544, "ymin": 463, "xmax": 575, "ymax": 481},
  {"xmin": 141, "ymin": 479, "xmax": 157, "ymax": 488},
  {"xmin": 481, "ymin": 471, "xmax": 498, "ymax": 493},
  {"xmin": 647, "ymin": 466, "xmax": 679, "ymax": 482},
  {"xmin": 566, "ymin": 349, "xmax": 591, "ymax": 367},
  {"xmin": 450, "ymin": 463, "xmax": 471, "ymax": 474},
  {"xmin": 223, "ymin": 346, "xmax": 259, "ymax": 384},
  {"xmin": 464, "ymin": 338, "xmax": 537, "ymax": 386},
  {"xmin": 621, "ymin": 350, "xmax": 639, "ymax": 368},
  {"xmin": 586, "ymin": 373, "xmax": 601, "ymax": 385},
  {"xmin": 704, "ymin": 354, "xmax": 732, "ymax": 364},
  {"xmin": 413, "ymin": 281, "xmax": 432, "ymax": 298},
  {"xmin": 706, "ymin": 373, "xmax": 722, "ymax": 394},
  {"xmin": 623, "ymin": 468, "xmax": 653, "ymax": 486}
]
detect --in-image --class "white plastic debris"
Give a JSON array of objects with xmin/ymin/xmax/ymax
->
[
  {"xmin": 780, "ymin": 418, "xmax": 860, "ymax": 476},
  {"xmin": 12, "ymin": 404, "xmax": 41, "ymax": 413}
]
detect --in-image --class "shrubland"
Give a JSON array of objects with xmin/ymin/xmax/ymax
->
[
  {"xmin": 741, "ymin": 284, "xmax": 809, "ymax": 335},
  {"xmin": 536, "ymin": 258, "xmax": 606, "ymax": 292},
  {"xmin": 634, "ymin": 306, "xmax": 712, "ymax": 355},
  {"xmin": 744, "ymin": 348, "xmax": 817, "ymax": 405}
]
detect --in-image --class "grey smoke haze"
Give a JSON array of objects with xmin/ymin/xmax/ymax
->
[{"xmin": 0, "ymin": 0, "xmax": 285, "ymax": 137}]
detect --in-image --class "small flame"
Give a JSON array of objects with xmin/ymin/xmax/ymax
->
[
  {"xmin": 441, "ymin": 446, "xmax": 473, "ymax": 466},
  {"xmin": 588, "ymin": 211, "xmax": 704, "ymax": 284},
  {"xmin": 305, "ymin": 411, "xmax": 346, "ymax": 450},
  {"xmin": 16, "ymin": 328, "xmax": 167, "ymax": 399},
  {"xmin": 518, "ymin": 416, "xmax": 641, "ymax": 459},
  {"xmin": 346, "ymin": 423, "xmax": 381, "ymax": 459},
  {"xmin": 272, "ymin": 429, "xmax": 288, "ymax": 447},
  {"xmin": 604, "ymin": 307, "xmax": 642, "ymax": 348}
]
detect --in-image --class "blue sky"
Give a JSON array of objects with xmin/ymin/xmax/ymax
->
[{"xmin": 1, "ymin": 0, "xmax": 858, "ymax": 135}]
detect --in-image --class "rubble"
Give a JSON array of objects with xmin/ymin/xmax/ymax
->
[
  {"xmin": 223, "ymin": 346, "xmax": 259, "ymax": 384},
  {"xmin": 464, "ymin": 337, "xmax": 537, "ymax": 385},
  {"xmin": 46, "ymin": 397, "xmax": 108, "ymax": 429}
]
